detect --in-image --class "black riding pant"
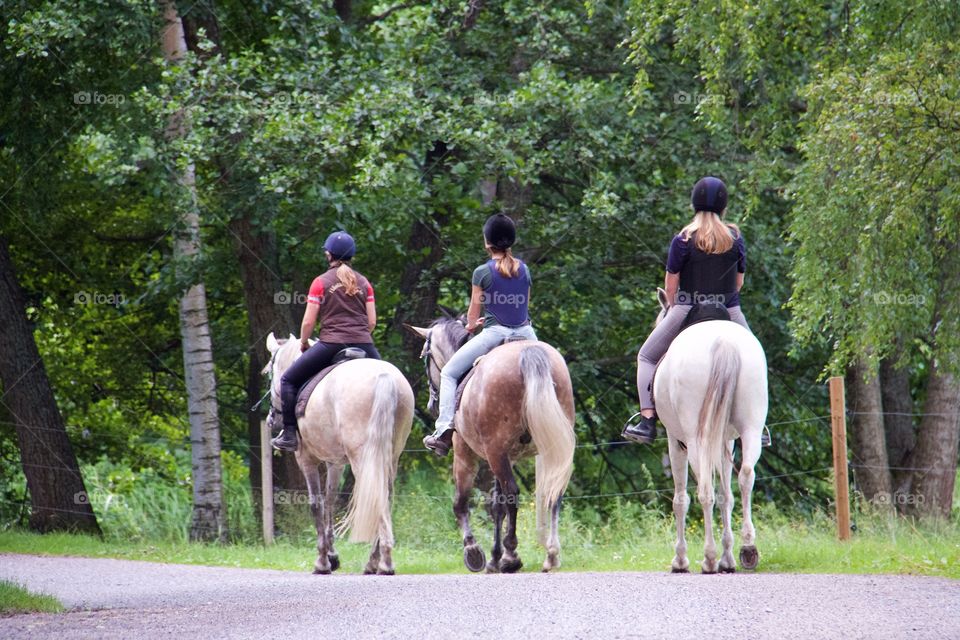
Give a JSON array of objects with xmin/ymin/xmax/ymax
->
[{"xmin": 280, "ymin": 341, "xmax": 381, "ymax": 430}]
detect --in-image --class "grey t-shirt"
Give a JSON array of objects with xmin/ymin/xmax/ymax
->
[{"xmin": 471, "ymin": 261, "xmax": 532, "ymax": 326}]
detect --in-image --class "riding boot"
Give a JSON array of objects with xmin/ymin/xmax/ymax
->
[
  {"xmin": 422, "ymin": 428, "xmax": 454, "ymax": 457},
  {"xmin": 622, "ymin": 414, "xmax": 657, "ymax": 444},
  {"xmin": 271, "ymin": 426, "xmax": 299, "ymax": 452}
]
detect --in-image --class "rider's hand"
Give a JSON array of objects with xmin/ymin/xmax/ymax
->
[
  {"xmin": 300, "ymin": 340, "xmax": 310, "ymax": 352},
  {"xmin": 465, "ymin": 318, "xmax": 484, "ymax": 333}
]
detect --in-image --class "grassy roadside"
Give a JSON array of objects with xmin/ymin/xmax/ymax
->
[
  {"xmin": 1, "ymin": 504, "xmax": 957, "ymax": 578},
  {"xmin": 0, "ymin": 581, "xmax": 64, "ymax": 616}
]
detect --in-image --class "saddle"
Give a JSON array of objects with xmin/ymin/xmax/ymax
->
[
  {"xmin": 295, "ymin": 347, "xmax": 367, "ymax": 419},
  {"xmin": 679, "ymin": 301, "xmax": 730, "ymax": 330},
  {"xmin": 454, "ymin": 335, "xmax": 530, "ymax": 413}
]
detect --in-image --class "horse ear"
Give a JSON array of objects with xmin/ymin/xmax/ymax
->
[
  {"xmin": 657, "ymin": 287, "xmax": 669, "ymax": 310},
  {"xmin": 403, "ymin": 324, "xmax": 430, "ymax": 340},
  {"xmin": 266, "ymin": 332, "xmax": 280, "ymax": 354}
]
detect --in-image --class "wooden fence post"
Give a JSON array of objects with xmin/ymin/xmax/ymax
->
[
  {"xmin": 828, "ymin": 376, "xmax": 851, "ymax": 541},
  {"xmin": 260, "ymin": 419, "xmax": 274, "ymax": 545}
]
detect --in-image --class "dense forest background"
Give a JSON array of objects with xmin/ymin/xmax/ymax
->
[{"xmin": 1, "ymin": 0, "xmax": 958, "ymax": 542}]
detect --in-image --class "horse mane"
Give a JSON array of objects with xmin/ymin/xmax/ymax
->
[{"xmin": 429, "ymin": 317, "xmax": 470, "ymax": 350}]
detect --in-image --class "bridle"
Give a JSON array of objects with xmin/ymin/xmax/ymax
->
[{"xmin": 422, "ymin": 330, "xmax": 440, "ymax": 414}]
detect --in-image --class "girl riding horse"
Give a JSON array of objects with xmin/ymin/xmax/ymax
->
[
  {"xmin": 623, "ymin": 176, "xmax": 767, "ymax": 445},
  {"xmin": 272, "ymin": 230, "xmax": 381, "ymax": 451},
  {"xmin": 422, "ymin": 213, "xmax": 536, "ymax": 456}
]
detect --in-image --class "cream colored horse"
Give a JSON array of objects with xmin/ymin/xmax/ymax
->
[
  {"xmin": 265, "ymin": 333, "xmax": 414, "ymax": 575},
  {"xmin": 652, "ymin": 289, "xmax": 768, "ymax": 573}
]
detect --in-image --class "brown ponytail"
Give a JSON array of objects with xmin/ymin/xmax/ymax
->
[
  {"xmin": 336, "ymin": 262, "xmax": 360, "ymax": 296},
  {"xmin": 494, "ymin": 248, "xmax": 521, "ymax": 278}
]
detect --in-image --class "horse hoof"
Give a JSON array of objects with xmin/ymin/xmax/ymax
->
[
  {"xmin": 499, "ymin": 556, "xmax": 523, "ymax": 574},
  {"xmin": 484, "ymin": 561, "xmax": 500, "ymax": 574},
  {"xmin": 739, "ymin": 546, "xmax": 759, "ymax": 571},
  {"xmin": 671, "ymin": 566, "xmax": 690, "ymax": 574},
  {"xmin": 720, "ymin": 564, "xmax": 736, "ymax": 574},
  {"xmin": 313, "ymin": 567, "xmax": 332, "ymax": 575},
  {"xmin": 328, "ymin": 554, "xmax": 340, "ymax": 572},
  {"xmin": 377, "ymin": 568, "xmax": 395, "ymax": 576},
  {"xmin": 464, "ymin": 545, "xmax": 486, "ymax": 573}
]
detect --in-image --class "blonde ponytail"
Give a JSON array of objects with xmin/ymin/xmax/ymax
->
[
  {"xmin": 494, "ymin": 248, "xmax": 521, "ymax": 278},
  {"xmin": 336, "ymin": 262, "xmax": 360, "ymax": 296},
  {"xmin": 680, "ymin": 211, "xmax": 740, "ymax": 254}
]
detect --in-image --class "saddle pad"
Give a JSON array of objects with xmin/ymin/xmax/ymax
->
[{"xmin": 295, "ymin": 349, "xmax": 367, "ymax": 419}]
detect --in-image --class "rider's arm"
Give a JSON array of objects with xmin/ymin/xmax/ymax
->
[
  {"xmin": 465, "ymin": 285, "xmax": 484, "ymax": 333},
  {"xmin": 365, "ymin": 281, "xmax": 377, "ymax": 333},
  {"xmin": 300, "ymin": 302, "xmax": 319, "ymax": 351},
  {"xmin": 664, "ymin": 271, "xmax": 680, "ymax": 307}
]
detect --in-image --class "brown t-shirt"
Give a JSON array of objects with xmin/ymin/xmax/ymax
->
[{"xmin": 307, "ymin": 267, "xmax": 374, "ymax": 344}]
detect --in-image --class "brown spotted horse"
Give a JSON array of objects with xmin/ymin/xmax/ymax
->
[{"xmin": 407, "ymin": 319, "xmax": 575, "ymax": 573}]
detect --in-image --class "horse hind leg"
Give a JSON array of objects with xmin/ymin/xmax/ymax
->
[
  {"xmin": 668, "ymin": 438, "xmax": 691, "ymax": 573},
  {"xmin": 718, "ymin": 441, "xmax": 736, "ymax": 573},
  {"xmin": 374, "ymin": 485, "xmax": 397, "ymax": 575},
  {"xmin": 453, "ymin": 442, "xmax": 485, "ymax": 573},
  {"xmin": 323, "ymin": 463, "xmax": 345, "ymax": 572},
  {"xmin": 303, "ymin": 463, "xmax": 331, "ymax": 575},
  {"xmin": 738, "ymin": 429, "xmax": 761, "ymax": 570},
  {"xmin": 485, "ymin": 479, "xmax": 506, "ymax": 573},
  {"xmin": 489, "ymin": 454, "xmax": 522, "ymax": 574},
  {"xmin": 541, "ymin": 497, "xmax": 562, "ymax": 572}
]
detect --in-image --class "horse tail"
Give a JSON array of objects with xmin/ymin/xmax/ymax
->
[
  {"xmin": 696, "ymin": 337, "xmax": 740, "ymax": 506},
  {"xmin": 339, "ymin": 371, "xmax": 397, "ymax": 543},
  {"xmin": 520, "ymin": 345, "xmax": 575, "ymax": 546}
]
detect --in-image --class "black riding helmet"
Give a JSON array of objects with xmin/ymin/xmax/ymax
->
[
  {"xmin": 483, "ymin": 213, "xmax": 516, "ymax": 250},
  {"xmin": 691, "ymin": 177, "xmax": 728, "ymax": 214}
]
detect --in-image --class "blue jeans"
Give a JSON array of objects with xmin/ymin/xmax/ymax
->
[{"xmin": 434, "ymin": 323, "xmax": 538, "ymax": 434}]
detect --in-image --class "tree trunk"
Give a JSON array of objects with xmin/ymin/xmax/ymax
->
[
  {"xmin": 162, "ymin": 0, "xmax": 225, "ymax": 542},
  {"xmin": 845, "ymin": 358, "xmax": 893, "ymax": 508},
  {"xmin": 0, "ymin": 237, "xmax": 101, "ymax": 535},
  {"xmin": 392, "ymin": 141, "xmax": 452, "ymax": 360},
  {"xmin": 903, "ymin": 363, "xmax": 960, "ymax": 519},
  {"xmin": 879, "ymin": 356, "xmax": 916, "ymax": 498}
]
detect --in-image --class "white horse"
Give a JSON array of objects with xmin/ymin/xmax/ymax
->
[
  {"xmin": 265, "ymin": 333, "xmax": 414, "ymax": 575},
  {"xmin": 652, "ymin": 289, "xmax": 768, "ymax": 573}
]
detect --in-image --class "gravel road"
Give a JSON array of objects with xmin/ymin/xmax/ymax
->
[{"xmin": 1, "ymin": 553, "xmax": 957, "ymax": 639}]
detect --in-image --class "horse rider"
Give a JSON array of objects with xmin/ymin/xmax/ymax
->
[
  {"xmin": 272, "ymin": 231, "xmax": 381, "ymax": 452},
  {"xmin": 422, "ymin": 213, "xmax": 537, "ymax": 456},
  {"xmin": 623, "ymin": 176, "xmax": 765, "ymax": 445}
]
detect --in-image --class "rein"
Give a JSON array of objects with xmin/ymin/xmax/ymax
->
[{"xmin": 423, "ymin": 331, "xmax": 440, "ymax": 408}]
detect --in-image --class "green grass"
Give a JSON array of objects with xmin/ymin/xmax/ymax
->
[
  {"xmin": 0, "ymin": 581, "xmax": 64, "ymax": 616},
  {"xmin": 1, "ymin": 499, "xmax": 957, "ymax": 578}
]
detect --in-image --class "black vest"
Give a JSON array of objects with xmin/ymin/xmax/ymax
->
[{"xmin": 677, "ymin": 232, "xmax": 739, "ymax": 306}]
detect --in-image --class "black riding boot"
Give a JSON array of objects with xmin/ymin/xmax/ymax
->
[
  {"xmin": 271, "ymin": 426, "xmax": 299, "ymax": 452},
  {"xmin": 622, "ymin": 414, "xmax": 657, "ymax": 444}
]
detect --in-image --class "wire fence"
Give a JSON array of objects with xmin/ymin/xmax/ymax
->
[{"xmin": 1, "ymin": 407, "xmax": 955, "ymax": 528}]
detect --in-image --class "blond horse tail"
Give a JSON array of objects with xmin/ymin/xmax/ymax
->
[
  {"xmin": 697, "ymin": 338, "xmax": 740, "ymax": 506},
  {"xmin": 520, "ymin": 346, "xmax": 575, "ymax": 546},
  {"xmin": 338, "ymin": 372, "xmax": 396, "ymax": 543}
]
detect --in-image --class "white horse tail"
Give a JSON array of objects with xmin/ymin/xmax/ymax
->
[
  {"xmin": 520, "ymin": 346, "xmax": 575, "ymax": 546},
  {"xmin": 339, "ymin": 372, "xmax": 397, "ymax": 543},
  {"xmin": 697, "ymin": 337, "xmax": 741, "ymax": 506}
]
